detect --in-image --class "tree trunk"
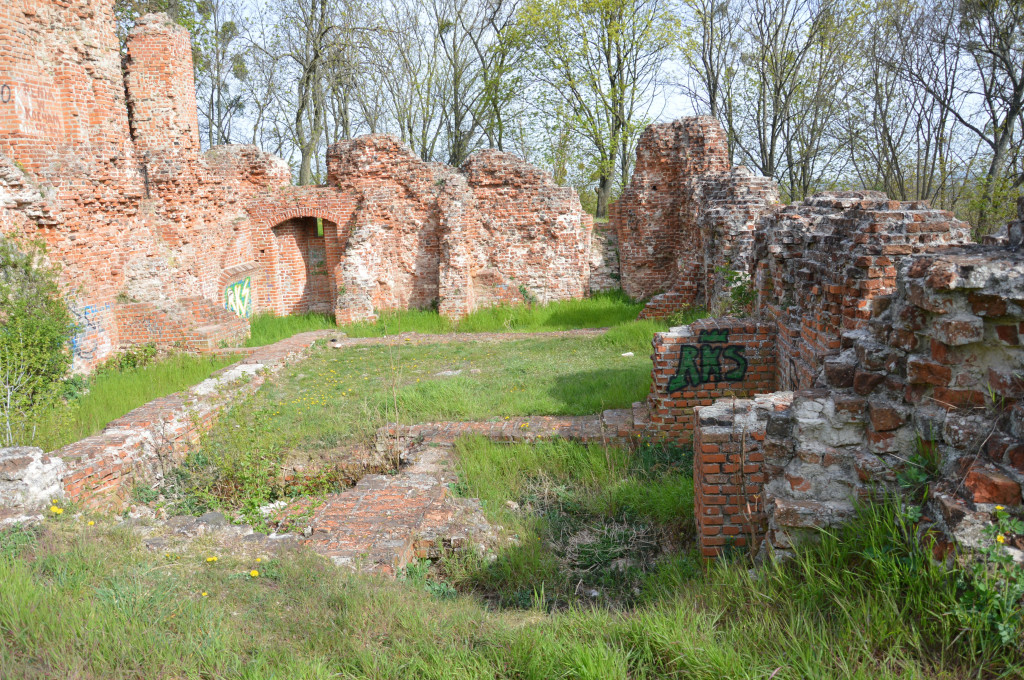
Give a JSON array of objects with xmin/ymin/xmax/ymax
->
[{"xmin": 596, "ymin": 175, "xmax": 611, "ymax": 218}]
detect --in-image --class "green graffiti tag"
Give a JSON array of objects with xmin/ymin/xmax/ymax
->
[
  {"xmin": 666, "ymin": 329, "xmax": 748, "ymax": 393},
  {"xmin": 225, "ymin": 277, "xmax": 252, "ymax": 318}
]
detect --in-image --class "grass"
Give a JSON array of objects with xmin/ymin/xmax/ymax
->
[
  {"xmin": 1, "ymin": 496, "xmax": 1019, "ymax": 678},
  {"xmin": 442, "ymin": 436, "xmax": 696, "ymax": 608},
  {"xmin": 245, "ymin": 311, "xmax": 337, "ymax": 346},
  {"xmin": 246, "ymin": 291, "xmax": 657, "ymax": 344},
  {"xmin": 169, "ymin": 319, "xmax": 674, "ymax": 524},
  {"xmin": 32, "ymin": 352, "xmax": 239, "ymax": 452}
]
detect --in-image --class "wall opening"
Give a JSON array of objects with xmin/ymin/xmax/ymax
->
[{"xmin": 271, "ymin": 216, "xmax": 337, "ymax": 315}]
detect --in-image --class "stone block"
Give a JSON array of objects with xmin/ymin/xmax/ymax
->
[
  {"xmin": 0, "ymin": 447, "xmax": 65, "ymax": 509},
  {"xmin": 931, "ymin": 315, "xmax": 984, "ymax": 346}
]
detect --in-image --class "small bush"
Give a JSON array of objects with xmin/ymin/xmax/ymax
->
[{"xmin": 0, "ymin": 237, "xmax": 75, "ymax": 447}]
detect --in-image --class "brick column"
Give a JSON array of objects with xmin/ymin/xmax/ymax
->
[{"xmin": 693, "ymin": 393, "xmax": 791, "ymax": 558}]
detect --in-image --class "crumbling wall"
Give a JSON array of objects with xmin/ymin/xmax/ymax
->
[
  {"xmin": 757, "ymin": 243, "xmax": 1024, "ymax": 557},
  {"xmin": 754, "ymin": 191, "xmax": 973, "ymax": 391},
  {"xmin": 693, "ymin": 393, "xmax": 792, "ymax": 557},
  {"xmin": 247, "ymin": 136, "xmax": 594, "ymax": 325},
  {"xmin": 2, "ymin": 3, "xmax": 592, "ymax": 363},
  {"xmin": 0, "ymin": 4, "xmax": 288, "ymax": 368},
  {"xmin": 612, "ymin": 118, "xmax": 778, "ymax": 314},
  {"xmin": 683, "ymin": 193, "xmax": 1023, "ymax": 560},
  {"xmin": 460, "ymin": 150, "xmax": 592, "ymax": 309}
]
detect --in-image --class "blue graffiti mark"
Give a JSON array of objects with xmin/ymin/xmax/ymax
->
[{"xmin": 70, "ymin": 303, "xmax": 110, "ymax": 360}]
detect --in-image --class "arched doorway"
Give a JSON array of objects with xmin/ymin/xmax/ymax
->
[{"xmin": 271, "ymin": 216, "xmax": 339, "ymax": 315}]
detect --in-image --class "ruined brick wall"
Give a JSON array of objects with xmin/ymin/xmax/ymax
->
[
  {"xmin": 756, "ymin": 243, "xmax": 1024, "ymax": 557},
  {"xmin": 0, "ymin": 3, "xmax": 288, "ymax": 369},
  {"xmin": 460, "ymin": 150, "xmax": 593, "ymax": 308},
  {"xmin": 686, "ymin": 236, "xmax": 1024, "ymax": 560},
  {"xmin": 754, "ymin": 191, "xmax": 973, "ymax": 391},
  {"xmin": 612, "ymin": 118, "xmax": 778, "ymax": 315},
  {"xmin": 613, "ymin": 118, "xmax": 729, "ymax": 301},
  {"xmin": 123, "ymin": 13, "xmax": 200, "ymax": 158},
  {"xmin": 647, "ymin": 318, "xmax": 778, "ymax": 443},
  {"xmin": 247, "ymin": 137, "xmax": 593, "ymax": 325}
]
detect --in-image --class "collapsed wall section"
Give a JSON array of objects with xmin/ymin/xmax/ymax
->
[
  {"xmin": 685, "ymin": 197, "xmax": 1022, "ymax": 560},
  {"xmin": 460, "ymin": 150, "xmax": 592, "ymax": 309},
  {"xmin": 612, "ymin": 117, "xmax": 778, "ymax": 315},
  {"xmin": 754, "ymin": 191, "xmax": 973, "ymax": 390},
  {"xmin": 759, "ymin": 243, "xmax": 1024, "ymax": 557}
]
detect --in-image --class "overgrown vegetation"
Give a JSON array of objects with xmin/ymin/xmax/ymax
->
[
  {"xmin": 442, "ymin": 436, "xmax": 696, "ymax": 609},
  {"xmin": 245, "ymin": 311, "xmax": 337, "ymax": 347},
  {"xmin": 1, "ymin": 493, "xmax": 1020, "ymax": 678},
  {"xmin": 246, "ymin": 291, "xmax": 652, "ymax": 345},
  {"xmin": 31, "ymin": 349, "xmax": 238, "ymax": 452},
  {"xmin": 0, "ymin": 238, "xmax": 75, "ymax": 447},
  {"xmin": 168, "ymin": 319, "xmax": 676, "ymax": 524}
]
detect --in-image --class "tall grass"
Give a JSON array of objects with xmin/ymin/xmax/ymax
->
[
  {"xmin": 248, "ymin": 292, "xmax": 660, "ymax": 344},
  {"xmin": 33, "ymin": 353, "xmax": 238, "ymax": 451},
  {"xmin": 246, "ymin": 311, "xmax": 337, "ymax": 346},
  {"xmin": 2, "ymin": 496, "xmax": 1018, "ymax": 678}
]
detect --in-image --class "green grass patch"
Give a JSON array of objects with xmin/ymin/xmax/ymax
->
[
  {"xmin": 1, "ymin": 496, "xmax": 1019, "ymax": 678},
  {"xmin": 32, "ymin": 352, "xmax": 239, "ymax": 452},
  {"xmin": 246, "ymin": 311, "xmax": 337, "ymax": 346},
  {"xmin": 339, "ymin": 308, "xmax": 456, "ymax": 337},
  {"xmin": 249, "ymin": 291, "xmax": 661, "ymax": 342},
  {"xmin": 169, "ymin": 323, "xmax": 671, "ymax": 523},
  {"xmin": 442, "ymin": 436, "xmax": 695, "ymax": 608},
  {"xmin": 454, "ymin": 291, "xmax": 646, "ymax": 334}
]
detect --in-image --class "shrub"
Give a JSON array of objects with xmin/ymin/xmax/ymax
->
[{"xmin": 0, "ymin": 237, "xmax": 75, "ymax": 446}]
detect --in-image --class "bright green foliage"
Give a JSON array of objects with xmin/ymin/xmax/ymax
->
[
  {"xmin": 511, "ymin": 0, "xmax": 681, "ymax": 215},
  {"xmin": 0, "ymin": 494, "xmax": 1019, "ymax": 677},
  {"xmin": 247, "ymin": 292, "xmax": 652, "ymax": 343},
  {"xmin": 956, "ymin": 505, "xmax": 1024, "ymax": 650},
  {"xmin": 0, "ymin": 238, "xmax": 75, "ymax": 447},
  {"xmin": 246, "ymin": 311, "xmax": 337, "ymax": 347},
  {"xmin": 31, "ymin": 352, "xmax": 238, "ymax": 452}
]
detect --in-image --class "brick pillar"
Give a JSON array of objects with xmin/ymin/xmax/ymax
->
[
  {"xmin": 693, "ymin": 393, "xmax": 791, "ymax": 558},
  {"xmin": 648, "ymin": 318, "xmax": 778, "ymax": 444},
  {"xmin": 124, "ymin": 13, "xmax": 201, "ymax": 158}
]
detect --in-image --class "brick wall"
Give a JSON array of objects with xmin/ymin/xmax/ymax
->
[
  {"xmin": 246, "ymin": 137, "xmax": 593, "ymax": 324},
  {"xmin": 612, "ymin": 118, "xmax": 778, "ymax": 315},
  {"xmin": 692, "ymin": 240, "xmax": 1024, "ymax": 560},
  {"xmin": 56, "ymin": 332, "xmax": 327, "ymax": 510},
  {"xmin": 647, "ymin": 318, "xmax": 778, "ymax": 444},
  {"xmin": 693, "ymin": 393, "xmax": 791, "ymax": 558},
  {"xmin": 753, "ymin": 191, "xmax": 973, "ymax": 391},
  {"xmin": 1, "ymin": 3, "xmax": 593, "ymax": 368},
  {"xmin": 0, "ymin": 4, "xmax": 289, "ymax": 370}
]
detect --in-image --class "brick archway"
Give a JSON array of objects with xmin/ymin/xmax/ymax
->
[{"xmin": 245, "ymin": 187, "xmax": 356, "ymax": 316}]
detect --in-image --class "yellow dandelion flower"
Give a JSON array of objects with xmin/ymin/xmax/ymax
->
[
  {"xmin": 202, "ymin": 591, "xmax": 208, "ymax": 597},
  {"xmin": 997, "ymin": 534, "xmax": 1006, "ymax": 544},
  {"xmin": 996, "ymin": 505, "xmax": 1005, "ymax": 511},
  {"xmin": 49, "ymin": 505, "xmax": 60, "ymax": 514},
  {"xmin": 206, "ymin": 556, "xmax": 218, "ymax": 563},
  {"xmin": 256, "ymin": 557, "xmax": 261, "ymax": 563},
  {"xmin": 250, "ymin": 570, "xmax": 260, "ymax": 578},
  {"xmin": 88, "ymin": 520, "xmax": 95, "ymax": 526}
]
